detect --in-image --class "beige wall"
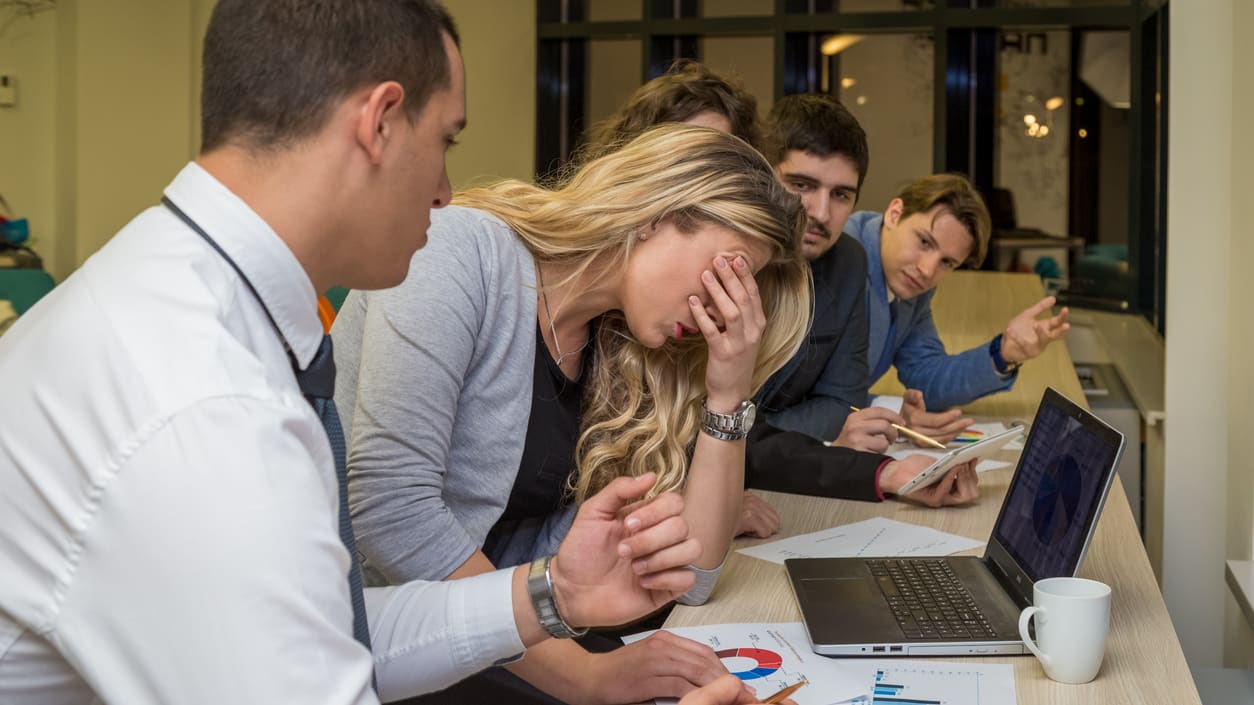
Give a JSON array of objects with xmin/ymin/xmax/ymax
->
[
  {"xmin": 4, "ymin": 0, "xmax": 533, "ymax": 280},
  {"xmin": 1165, "ymin": 0, "xmax": 1254, "ymax": 669},
  {"xmin": 1224, "ymin": 0, "xmax": 1254, "ymax": 668},
  {"xmin": 70, "ymin": 0, "xmax": 199, "ymax": 270},
  {"xmin": 587, "ymin": 39, "xmax": 644, "ymax": 137},
  {"xmin": 443, "ymin": 0, "xmax": 536, "ymax": 188},
  {"xmin": 4, "ymin": 0, "xmax": 208, "ymax": 281},
  {"xmin": 0, "ymin": 7, "xmax": 58, "ymax": 275}
]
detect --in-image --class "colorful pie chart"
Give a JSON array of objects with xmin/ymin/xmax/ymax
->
[{"xmin": 715, "ymin": 647, "xmax": 783, "ymax": 680}]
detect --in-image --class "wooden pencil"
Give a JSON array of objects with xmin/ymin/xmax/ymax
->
[{"xmin": 849, "ymin": 405, "xmax": 948, "ymax": 449}]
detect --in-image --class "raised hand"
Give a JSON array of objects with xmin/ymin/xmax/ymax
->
[
  {"xmin": 735, "ymin": 491, "xmax": 780, "ymax": 538},
  {"xmin": 1001, "ymin": 296, "xmax": 1070, "ymax": 364},
  {"xmin": 551, "ymin": 473, "xmax": 701, "ymax": 629},
  {"xmin": 834, "ymin": 406, "xmax": 907, "ymax": 452},
  {"xmin": 879, "ymin": 456, "xmax": 980, "ymax": 507},
  {"xmin": 901, "ymin": 389, "xmax": 973, "ymax": 444},
  {"xmin": 691, "ymin": 255, "xmax": 765, "ymax": 411}
]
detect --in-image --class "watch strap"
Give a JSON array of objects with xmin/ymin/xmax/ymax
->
[
  {"xmin": 526, "ymin": 555, "xmax": 589, "ymax": 639},
  {"xmin": 700, "ymin": 399, "xmax": 753, "ymax": 441},
  {"xmin": 990, "ymin": 334, "xmax": 1022, "ymax": 377}
]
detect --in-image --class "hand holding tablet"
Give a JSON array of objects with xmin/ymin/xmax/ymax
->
[{"xmin": 893, "ymin": 426, "xmax": 1025, "ymax": 495}]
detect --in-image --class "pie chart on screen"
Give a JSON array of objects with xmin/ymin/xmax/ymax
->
[
  {"xmin": 1032, "ymin": 455, "xmax": 1083, "ymax": 545},
  {"xmin": 715, "ymin": 647, "xmax": 782, "ymax": 680}
]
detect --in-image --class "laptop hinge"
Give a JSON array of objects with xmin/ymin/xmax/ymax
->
[{"xmin": 982, "ymin": 545, "xmax": 1034, "ymax": 609}]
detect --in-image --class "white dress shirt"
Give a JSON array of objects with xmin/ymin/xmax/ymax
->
[{"xmin": 0, "ymin": 163, "xmax": 524, "ymax": 704}]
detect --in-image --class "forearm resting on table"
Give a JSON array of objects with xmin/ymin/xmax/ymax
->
[{"xmin": 682, "ymin": 435, "xmax": 745, "ymax": 569}]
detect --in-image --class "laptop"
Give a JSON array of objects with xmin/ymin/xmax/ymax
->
[{"xmin": 785, "ymin": 387, "xmax": 1125, "ymax": 657}]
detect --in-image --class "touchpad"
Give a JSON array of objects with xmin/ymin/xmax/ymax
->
[{"xmin": 799, "ymin": 578, "xmax": 896, "ymax": 640}]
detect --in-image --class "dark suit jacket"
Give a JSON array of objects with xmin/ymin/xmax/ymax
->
[
  {"xmin": 755, "ymin": 233, "xmax": 870, "ymax": 439},
  {"xmin": 745, "ymin": 423, "xmax": 886, "ymax": 502},
  {"xmin": 747, "ymin": 234, "xmax": 887, "ymax": 502}
]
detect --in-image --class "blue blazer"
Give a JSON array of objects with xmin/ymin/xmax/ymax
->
[{"xmin": 846, "ymin": 211, "xmax": 1014, "ymax": 411}]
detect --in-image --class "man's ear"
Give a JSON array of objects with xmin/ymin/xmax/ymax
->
[
  {"xmin": 883, "ymin": 198, "xmax": 905, "ymax": 228},
  {"xmin": 355, "ymin": 81, "xmax": 406, "ymax": 165}
]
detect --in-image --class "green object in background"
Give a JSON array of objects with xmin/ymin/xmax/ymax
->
[
  {"xmin": 0, "ymin": 268, "xmax": 55, "ymax": 315},
  {"xmin": 1, "ymin": 218, "xmax": 30, "ymax": 245},
  {"xmin": 1033, "ymin": 256, "xmax": 1062, "ymax": 280},
  {"xmin": 325, "ymin": 285, "xmax": 350, "ymax": 312}
]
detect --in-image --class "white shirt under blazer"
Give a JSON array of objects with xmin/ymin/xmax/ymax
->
[{"xmin": 0, "ymin": 163, "xmax": 524, "ymax": 704}]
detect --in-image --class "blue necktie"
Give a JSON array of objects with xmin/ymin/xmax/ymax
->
[
  {"xmin": 871, "ymin": 300, "xmax": 899, "ymax": 383},
  {"xmin": 294, "ymin": 335, "xmax": 372, "ymax": 652}
]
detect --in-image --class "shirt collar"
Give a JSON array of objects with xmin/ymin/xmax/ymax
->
[{"xmin": 163, "ymin": 162, "xmax": 323, "ymax": 369}]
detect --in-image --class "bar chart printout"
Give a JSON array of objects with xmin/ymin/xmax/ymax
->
[{"xmin": 865, "ymin": 663, "xmax": 1017, "ymax": 705}]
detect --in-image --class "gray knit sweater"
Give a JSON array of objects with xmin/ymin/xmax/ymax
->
[{"xmin": 333, "ymin": 206, "xmax": 539, "ymax": 584}]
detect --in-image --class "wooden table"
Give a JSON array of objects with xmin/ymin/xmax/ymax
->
[{"xmin": 665, "ymin": 272, "xmax": 1200, "ymax": 704}]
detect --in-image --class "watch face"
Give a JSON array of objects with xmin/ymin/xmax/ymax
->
[{"xmin": 741, "ymin": 402, "xmax": 756, "ymax": 431}]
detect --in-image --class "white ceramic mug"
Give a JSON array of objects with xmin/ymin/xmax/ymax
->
[{"xmin": 1018, "ymin": 577, "xmax": 1111, "ymax": 684}]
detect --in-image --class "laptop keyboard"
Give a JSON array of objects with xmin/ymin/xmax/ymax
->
[{"xmin": 866, "ymin": 559, "xmax": 999, "ymax": 640}]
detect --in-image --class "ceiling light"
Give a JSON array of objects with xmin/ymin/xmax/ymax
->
[{"xmin": 821, "ymin": 34, "xmax": 866, "ymax": 56}]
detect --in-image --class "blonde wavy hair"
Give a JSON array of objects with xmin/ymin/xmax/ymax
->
[{"xmin": 454, "ymin": 124, "xmax": 811, "ymax": 501}]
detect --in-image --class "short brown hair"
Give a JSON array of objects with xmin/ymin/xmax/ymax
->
[
  {"xmin": 576, "ymin": 60, "xmax": 764, "ymax": 163},
  {"xmin": 201, "ymin": 0, "xmax": 459, "ymax": 153},
  {"xmin": 896, "ymin": 174, "xmax": 992, "ymax": 267},
  {"xmin": 766, "ymin": 94, "xmax": 869, "ymax": 191}
]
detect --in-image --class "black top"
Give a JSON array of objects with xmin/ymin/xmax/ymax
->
[{"xmin": 488, "ymin": 324, "xmax": 586, "ymax": 539}]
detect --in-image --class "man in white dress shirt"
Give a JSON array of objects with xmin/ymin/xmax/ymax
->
[{"xmin": 0, "ymin": 2, "xmax": 758, "ymax": 704}]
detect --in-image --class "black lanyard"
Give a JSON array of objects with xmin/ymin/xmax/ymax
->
[{"xmin": 161, "ymin": 196, "xmax": 298, "ymax": 366}]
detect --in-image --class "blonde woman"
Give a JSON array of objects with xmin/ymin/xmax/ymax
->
[{"xmin": 331, "ymin": 125, "xmax": 810, "ymax": 704}]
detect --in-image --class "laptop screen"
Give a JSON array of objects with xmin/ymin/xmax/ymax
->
[{"xmin": 992, "ymin": 389, "xmax": 1123, "ymax": 580}]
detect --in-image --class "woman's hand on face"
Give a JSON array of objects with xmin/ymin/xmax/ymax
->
[{"xmin": 690, "ymin": 255, "xmax": 765, "ymax": 408}]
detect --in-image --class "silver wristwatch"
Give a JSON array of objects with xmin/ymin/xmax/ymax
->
[
  {"xmin": 526, "ymin": 555, "xmax": 589, "ymax": 639},
  {"xmin": 700, "ymin": 399, "xmax": 756, "ymax": 441}
]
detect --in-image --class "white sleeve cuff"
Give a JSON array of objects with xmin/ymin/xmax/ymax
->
[{"xmin": 365, "ymin": 569, "xmax": 524, "ymax": 701}]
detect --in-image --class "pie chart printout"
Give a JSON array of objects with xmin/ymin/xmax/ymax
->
[{"xmin": 716, "ymin": 647, "xmax": 783, "ymax": 680}]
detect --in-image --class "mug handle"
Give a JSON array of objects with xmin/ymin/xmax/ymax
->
[{"xmin": 1019, "ymin": 605, "xmax": 1049, "ymax": 664}]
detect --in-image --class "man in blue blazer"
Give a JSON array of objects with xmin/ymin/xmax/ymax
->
[{"xmin": 847, "ymin": 173, "xmax": 1070, "ymax": 442}]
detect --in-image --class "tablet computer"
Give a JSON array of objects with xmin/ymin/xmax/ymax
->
[{"xmin": 894, "ymin": 426, "xmax": 1024, "ymax": 495}]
